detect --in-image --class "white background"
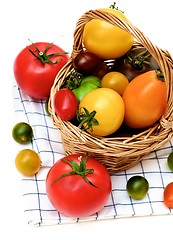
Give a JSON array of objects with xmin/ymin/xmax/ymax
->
[{"xmin": 1, "ymin": 0, "xmax": 173, "ymax": 239}]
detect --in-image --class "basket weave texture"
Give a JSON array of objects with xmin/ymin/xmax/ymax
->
[{"xmin": 49, "ymin": 10, "xmax": 173, "ymax": 173}]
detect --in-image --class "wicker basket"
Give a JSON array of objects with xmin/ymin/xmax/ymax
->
[{"xmin": 49, "ymin": 9, "xmax": 173, "ymax": 173}]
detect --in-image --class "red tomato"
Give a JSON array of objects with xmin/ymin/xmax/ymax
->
[
  {"xmin": 13, "ymin": 41, "xmax": 69, "ymax": 100},
  {"xmin": 46, "ymin": 153, "xmax": 112, "ymax": 217},
  {"xmin": 122, "ymin": 70, "xmax": 167, "ymax": 129},
  {"xmin": 53, "ymin": 88, "xmax": 78, "ymax": 120},
  {"xmin": 164, "ymin": 182, "xmax": 173, "ymax": 208}
]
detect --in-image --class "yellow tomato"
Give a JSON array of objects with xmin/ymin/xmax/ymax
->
[
  {"xmin": 79, "ymin": 88, "xmax": 125, "ymax": 136},
  {"xmin": 83, "ymin": 8, "xmax": 134, "ymax": 59},
  {"xmin": 101, "ymin": 71, "xmax": 129, "ymax": 95}
]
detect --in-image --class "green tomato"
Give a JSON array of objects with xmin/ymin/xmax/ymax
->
[
  {"xmin": 81, "ymin": 75, "xmax": 101, "ymax": 87},
  {"xmin": 12, "ymin": 122, "xmax": 33, "ymax": 144},
  {"xmin": 126, "ymin": 175, "xmax": 149, "ymax": 200},
  {"xmin": 167, "ymin": 152, "xmax": 173, "ymax": 171},
  {"xmin": 72, "ymin": 75, "xmax": 101, "ymax": 102}
]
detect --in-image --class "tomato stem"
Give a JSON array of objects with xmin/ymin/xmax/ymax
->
[
  {"xmin": 52, "ymin": 153, "xmax": 100, "ymax": 188},
  {"xmin": 27, "ymin": 39, "xmax": 68, "ymax": 65},
  {"xmin": 109, "ymin": 2, "xmax": 124, "ymax": 13},
  {"xmin": 77, "ymin": 107, "xmax": 99, "ymax": 132},
  {"xmin": 126, "ymin": 50, "xmax": 157, "ymax": 71}
]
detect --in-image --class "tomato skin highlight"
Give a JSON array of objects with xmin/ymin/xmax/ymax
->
[
  {"xmin": 122, "ymin": 70, "xmax": 167, "ymax": 129},
  {"xmin": 53, "ymin": 88, "xmax": 78, "ymax": 120},
  {"xmin": 46, "ymin": 154, "xmax": 112, "ymax": 217},
  {"xmin": 13, "ymin": 42, "xmax": 69, "ymax": 100},
  {"xmin": 164, "ymin": 182, "xmax": 173, "ymax": 208}
]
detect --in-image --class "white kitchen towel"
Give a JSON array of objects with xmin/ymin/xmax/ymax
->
[{"xmin": 13, "ymin": 83, "xmax": 173, "ymax": 227}]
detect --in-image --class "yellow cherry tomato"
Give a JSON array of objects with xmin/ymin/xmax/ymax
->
[
  {"xmin": 15, "ymin": 149, "xmax": 41, "ymax": 176},
  {"xmin": 83, "ymin": 8, "xmax": 134, "ymax": 59},
  {"xmin": 79, "ymin": 88, "xmax": 125, "ymax": 136},
  {"xmin": 101, "ymin": 71, "xmax": 129, "ymax": 95}
]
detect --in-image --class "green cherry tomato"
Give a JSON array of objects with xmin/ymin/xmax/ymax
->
[
  {"xmin": 72, "ymin": 75, "xmax": 101, "ymax": 102},
  {"xmin": 126, "ymin": 175, "xmax": 149, "ymax": 200},
  {"xmin": 12, "ymin": 122, "xmax": 33, "ymax": 144},
  {"xmin": 167, "ymin": 152, "xmax": 173, "ymax": 171}
]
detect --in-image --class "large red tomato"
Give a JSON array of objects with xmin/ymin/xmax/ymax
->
[
  {"xmin": 46, "ymin": 153, "xmax": 112, "ymax": 217},
  {"xmin": 13, "ymin": 41, "xmax": 69, "ymax": 100}
]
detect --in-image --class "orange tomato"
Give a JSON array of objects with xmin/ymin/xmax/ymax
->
[
  {"xmin": 164, "ymin": 182, "xmax": 173, "ymax": 209},
  {"xmin": 101, "ymin": 71, "xmax": 129, "ymax": 96},
  {"xmin": 122, "ymin": 70, "xmax": 167, "ymax": 129}
]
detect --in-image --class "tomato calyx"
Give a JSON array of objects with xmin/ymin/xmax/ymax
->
[
  {"xmin": 52, "ymin": 153, "xmax": 100, "ymax": 188},
  {"xmin": 156, "ymin": 70, "xmax": 164, "ymax": 82},
  {"xmin": 126, "ymin": 50, "xmax": 155, "ymax": 72},
  {"xmin": 65, "ymin": 70, "xmax": 83, "ymax": 90},
  {"xmin": 27, "ymin": 39, "xmax": 68, "ymax": 65},
  {"xmin": 77, "ymin": 107, "xmax": 99, "ymax": 132}
]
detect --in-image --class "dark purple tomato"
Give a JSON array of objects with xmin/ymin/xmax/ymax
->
[
  {"xmin": 73, "ymin": 51, "xmax": 100, "ymax": 75},
  {"xmin": 112, "ymin": 46, "xmax": 160, "ymax": 81},
  {"xmin": 92, "ymin": 61, "xmax": 110, "ymax": 79}
]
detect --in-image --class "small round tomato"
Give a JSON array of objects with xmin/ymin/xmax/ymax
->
[
  {"xmin": 53, "ymin": 88, "xmax": 78, "ymax": 120},
  {"xmin": 164, "ymin": 182, "xmax": 173, "ymax": 208},
  {"xmin": 112, "ymin": 46, "xmax": 160, "ymax": 81},
  {"xmin": 12, "ymin": 122, "xmax": 33, "ymax": 144},
  {"xmin": 15, "ymin": 149, "xmax": 41, "ymax": 176},
  {"xmin": 101, "ymin": 71, "xmax": 129, "ymax": 96},
  {"xmin": 13, "ymin": 41, "xmax": 69, "ymax": 100},
  {"xmin": 83, "ymin": 8, "xmax": 134, "ymax": 59},
  {"xmin": 126, "ymin": 175, "xmax": 149, "ymax": 200},
  {"xmin": 122, "ymin": 70, "xmax": 167, "ymax": 129},
  {"xmin": 92, "ymin": 61, "xmax": 110, "ymax": 79},
  {"xmin": 167, "ymin": 152, "xmax": 173, "ymax": 172},
  {"xmin": 46, "ymin": 153, "xmax": 112, "ymax": 217},
  {"xmin": 73, "ymin": 51, "xmax": 100, "ymax": 75},
  {"xmin": 78, "ymin": 88, "xmax": 125, "ymax": 136},
  {"xmin": 72, "ymin": 75, "xmax": 101, "ymax": 102}
]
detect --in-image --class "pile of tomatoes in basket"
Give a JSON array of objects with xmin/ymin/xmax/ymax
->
[{"xmin": 53, "ymin": 6, "xmax": 167, "ymax": 137}]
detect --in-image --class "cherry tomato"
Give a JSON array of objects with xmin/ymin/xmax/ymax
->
[
  {"xmin": 72, "ymin": 75, "xmax": 101, "ymax": 102},
  {"xmin": 12, "ymin": 122, "xmax": 33, "ymax": 144},
  {"xmin": 73, "ymin": 51, "xmax": 100, "ymax": 75},
  {"xmin": 92, "ymin": 61, "xmax": 110, "ymax": 79},
  {"xmin": 112, "ymin": 46, "xmax": 160, "ymax": 81},
  {"xmin": 46, "ymin": 153, "xmax": 112, "ymax": 217},
  {"xmin": 15, "ymin": 149, "xmax": 41, "ymax": 176},
  {"xmin": 53, "ymin": 88, "xmax": 78, "ymax": 120},
  {"xmin": 13, "ymin": 41, "xmax": 69, "ymax": 100},
  {"xmin": 163, "ymin": 182, "xmax": 173, "ymax": 208},
  {"xmin": 122, "ymin": 70, "xmax": 167, "ymax": 129},
  {"xmin": 167, "ymin": 152, "xmax": 173, "ymax": 172},
  {"xmin": 101, "ymin": 71, "xmax": 129, "ymax": 96},
  {"xmin": 78, "ymin": 88, "xmax": 125, "ymax": 136},
  {"xmin": 126, "ymin": 175, "xmax": 149, "ymax": 200},
  {"xmin": 83, "ymin": 8, "xmax": 134, "ymax": 59}
]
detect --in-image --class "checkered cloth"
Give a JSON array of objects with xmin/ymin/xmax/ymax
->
[{"xmin": 13, "ymin": 83, "xmax": 173, "ymax": 227}]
